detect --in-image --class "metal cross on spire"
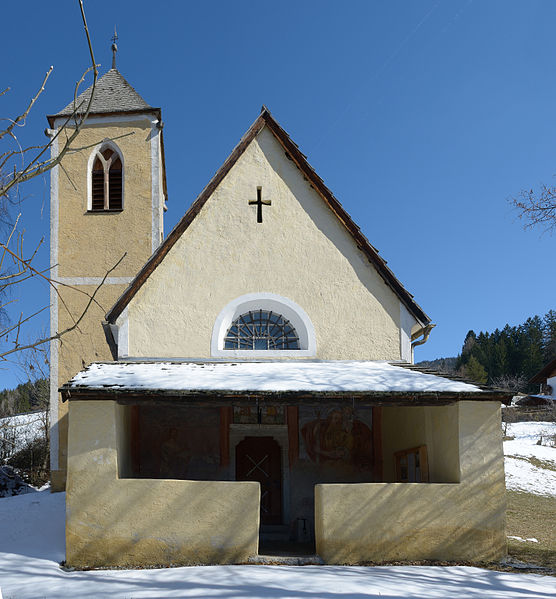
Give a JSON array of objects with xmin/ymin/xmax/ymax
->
[{"xmin": 111, "ymin": 27, "xmax": 118, "ymax": 69}]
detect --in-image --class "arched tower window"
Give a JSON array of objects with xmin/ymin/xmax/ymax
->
[
  {"xmin": 224, "ymin": 310, "xmax": 300, "ymax": 350},
  {"xmin": 90, "ymin": 146, "xmax": 123, "ymax": 211}
]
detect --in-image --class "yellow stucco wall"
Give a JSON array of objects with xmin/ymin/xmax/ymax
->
[
  {"xmin": 126, "ymin": 126, "xmax": 407, "ymax": 360},
  {"xmin": 66, "ymin": 400, "xmax": 260, "ymax": 568},
  {"xmin": 66, "ymin": 399, "xmax": 505, "ymax": 566},
  {"xmin": 53, "ymin": 284, "xmax": 128, "ymax": 488},
  {"xmin": 57, "ymin": 120, "xmax": 156, "ymax": 278},
  {"xmin": 52, "ymin": 117, "xmax": 160, "ymax": 490},
  {"xmin": 381, "ymin": 404, "xmax": 460, "ymax": 483},
  {"xmin": 315, "ymin": 401, "xmax": 506, "ymax": 563}
]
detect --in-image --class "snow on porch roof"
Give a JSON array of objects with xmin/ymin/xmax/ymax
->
[{"xmin": 63, "ymin": 360, "xmax": 487, "ymax": 395}]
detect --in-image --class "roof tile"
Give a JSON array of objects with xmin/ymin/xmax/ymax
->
[{"xmin": 52, "ymin": 68, "xmax": 152, "ymax": 117}]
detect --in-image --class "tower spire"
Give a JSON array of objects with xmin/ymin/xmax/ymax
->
[{"xmin": 111, "ymin": 27, "xmax": 118, "ymax": 69}]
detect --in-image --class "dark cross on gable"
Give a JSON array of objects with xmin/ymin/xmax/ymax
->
[{"xmin": 249, "ymin": 187, "xmax": 271, "ymax": 223}]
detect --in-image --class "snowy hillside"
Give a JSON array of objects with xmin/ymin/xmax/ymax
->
[
  {"xmin": 504, "ymin": 421, "xmax": 556, "ymax": 497},
  {"xmin": 1, "ymin": 411, "xmax": 48, "ymax": 497},
  {"xmin": 0, "ymin": 410, "xmax": 45, "ymax": 453}
]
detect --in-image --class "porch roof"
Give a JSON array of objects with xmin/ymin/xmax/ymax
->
[{"xmin": 60, "ymin": 361, "xmax": 513, "ymax": 405}]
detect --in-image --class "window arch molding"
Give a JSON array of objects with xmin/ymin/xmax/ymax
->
[
  {"xmin": 211, "ymin": 293, "xmax": 316, "ymax": 357},
  {"xmin": 87, "ymin": 139, "xmax": 125, "ymax": 211}
]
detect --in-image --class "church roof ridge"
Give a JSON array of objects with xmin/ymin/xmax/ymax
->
[
  {"xmin": 105, "ymin": 107, "xmax": 431, "ymax": 326},
  {"xmin": 47, "ymin": 68, "xmax": 159, "ymax": 125}
]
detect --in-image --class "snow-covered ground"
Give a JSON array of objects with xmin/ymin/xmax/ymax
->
[
  {"xmin": 504, "ymin": 421, "xmax": 556, "ymax": 497},
  {"xmin": 0, "ymin": 418, "xmax": 554, "ymax": 597},
  {"xmin": 0, "ymin": 491, "xmax": 554, "ymax": 598}
]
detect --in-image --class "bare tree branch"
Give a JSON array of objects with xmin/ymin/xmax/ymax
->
[
  {"xmin": 0, "ymin": 67, "xmax": 53, "ymax": 142},
  {"xmin": 511, "ymin": 182, "xmax": 556, "ymax": 235},
  {"xmin": 0, "ymin": 0, "xmax": 98, "ymax": 198},
  {"xmin": 0, "ymin": 253, "xmax": 126, "ymax": 360},
  {"xmin": 0, "ymin": 0, "xmax": 126, "ymax": 367}
]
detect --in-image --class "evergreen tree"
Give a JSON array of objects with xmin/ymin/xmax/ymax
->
[
  {"xmin": 521, "ymin": 316, "xmax": 545, "ymax": 380},
  {"xmin": 454, "ymin": 310, "xmax": 554, "ymax": 392},
  {"xmin": 493, "ymin": 337, "xmax": 508, "ymax": 379},
  {"xmin": 464, "ymin": 355, "xmax": 488, "ymax": 385},
  {"xmin": 543, "ymin": 310, "xmax": 556, "ymax": 361}
]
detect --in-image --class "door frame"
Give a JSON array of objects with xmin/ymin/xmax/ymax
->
[{"xmin": 230, "ymin": 424, "xmax": 290, "ymax": 526}]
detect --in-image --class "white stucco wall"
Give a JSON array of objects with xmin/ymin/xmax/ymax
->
[
  {"xmin": 125, "ymin": 126, "xmax": 412, "ymax": 360},
  {"xmin": 399, "ymin": 303, "xmax": 414, "ymax": 363}
]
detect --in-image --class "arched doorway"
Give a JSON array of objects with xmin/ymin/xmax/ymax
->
[{"xmin": 236, "ymin": 436, "xmax": 282, "ymax": 525}]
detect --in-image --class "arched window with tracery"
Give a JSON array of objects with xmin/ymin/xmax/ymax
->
[
  {"xmin": 224, "ymin": 310, "xmax": 300, "ymax": 350},
  {"xmin": 90, "ymin": 146, "xmax": 123, "ymax": 211},
  {"xmin": 212, "ymin": 293, "xmax": 316, "ymax": 357}
]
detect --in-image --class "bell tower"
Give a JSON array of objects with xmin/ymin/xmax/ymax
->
[{"xmin": 47, "ymin": 48, "xmax": 166, "ymax": 491}]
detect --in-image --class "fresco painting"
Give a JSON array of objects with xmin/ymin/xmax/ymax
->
[{"xmin": 299, "ymin": 407, "xmax": 373, "ymax": 471}]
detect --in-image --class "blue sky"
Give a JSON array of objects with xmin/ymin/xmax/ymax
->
[{"xmin": 1, "ymin": 0, "xmax": 555, "ymax": 388}]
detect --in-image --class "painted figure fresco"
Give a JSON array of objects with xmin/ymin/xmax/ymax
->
[{"xmin": 301, "ymin": 407, "xmax": 372, "ymax": 470}]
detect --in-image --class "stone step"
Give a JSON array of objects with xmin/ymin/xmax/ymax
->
[{"xmin": 248, "ymin": 554, "xmax": 324, "ymax": 566}]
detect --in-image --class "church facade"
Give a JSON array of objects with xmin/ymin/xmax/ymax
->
[{"xmin": 49, "ymin": 67, "xmax": 511, "ymax": 568}]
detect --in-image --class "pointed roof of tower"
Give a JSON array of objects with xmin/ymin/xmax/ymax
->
[
  {"xmin": 105, "ymin": 106, "xmax": 431, "ymax": 327},
  {"xmin": 47, "ymin": 68, "xmax": 159, "ymax": 126}
]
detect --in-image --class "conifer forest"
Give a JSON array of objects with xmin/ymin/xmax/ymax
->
[{"xmin": 420, "ymin": 310, "xmax": 556, "ymax": 391}]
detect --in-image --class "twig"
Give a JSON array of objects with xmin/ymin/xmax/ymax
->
[
  {"xmin": 0, "ymin": 253, "xmax": 127, "ymax": 360},
  {"xmin": 0, "ymin": 0, "xmax": 98, "ymax": 198},
  {"xmin": 0, "ymin": 67, "xmax": 53, "ymax": 142}
]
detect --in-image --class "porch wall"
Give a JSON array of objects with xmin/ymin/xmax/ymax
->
[
  {"xmin": 66, "ymin": 400, "xmax": 260, "ymax": 568},
  {"xmin": 315, "ymin": 401, "xmax": 506, "ymax": 563},
  {"xmin": 381, "ymin": 404, "xmax": 460, "ymax": 482}
]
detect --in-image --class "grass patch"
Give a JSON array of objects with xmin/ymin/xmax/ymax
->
[
  {"xmin": 528, "ymin": 456, "xmax": 556, "ymax": 472},
  {"xmin": 509, "ymin": 454, "xmax": 556, "ymax": 473},
  {"xmin": 506, "ymin": 490, "xmax": 556, "ymax": 569}
]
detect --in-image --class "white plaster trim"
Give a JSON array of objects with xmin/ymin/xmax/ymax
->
[
  {"xmin": 424, "ymin": 408, "xmax": 434, "ymax": 482},
  {"xmin": 53, "ymin": 114, "xmax": 157, "ymax": 129},
  {"xmin": 150, "ymin": 124, "xmax": 161, "ymax": 253},
  {"xmin": 399, "ymin": 303, "xmax": 415, "ymax": 364},
  {"xmin": 229, "ymin": 424, "xmax": 290, "ymax": 525},
  {"xmin": 86, "ymin": 139, "xmax": 125, "ymax": 211},
  {"xmin": 115, "ymin": 308, "xmax": 129, "ymax": 358},
  {"xmin": 49, "ymin": 132, "xmax": 59, "ymax": 471},
  {"xmin": 57, "ymin": 276, "xmax": 134, "ymax": 286},
  {"xmin": 547, "ymin": 375, "xmax": 556, "ymax": 397},
  {"xmin": 211, "ymin": 293, "xmax": 317, "ymax": 358}
]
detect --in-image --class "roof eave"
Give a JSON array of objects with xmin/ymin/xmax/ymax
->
[
  {"xmin": 105, "ymin": 111, "xmax": 268, "ymax": 324},
  {"xmin": 105, "ymin": 107, "xmax": 430, "ymax": 325},
  {"xmin": 259, "ymin": 110, "xmax": 430, "ymax": 326},
  {"xmin": 60, "ymin": 386, "xmax": 513, "ymax": 405},
  {"xmin": 529, "ymin": 357, "xmax": 556, "ymax": 384},
  {"xmin": 47, "ymin": 107, "xmax": 162, "ymax": 128}
]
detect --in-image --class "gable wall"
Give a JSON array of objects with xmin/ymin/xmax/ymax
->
[{"xmin": 126, "ymin": 127, "xmax": 413, "ymax": 360}]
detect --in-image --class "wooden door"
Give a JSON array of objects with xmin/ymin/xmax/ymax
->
[{"xmin": 236, "ymin": 436, "xmax": 282, "ymax": 525}]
